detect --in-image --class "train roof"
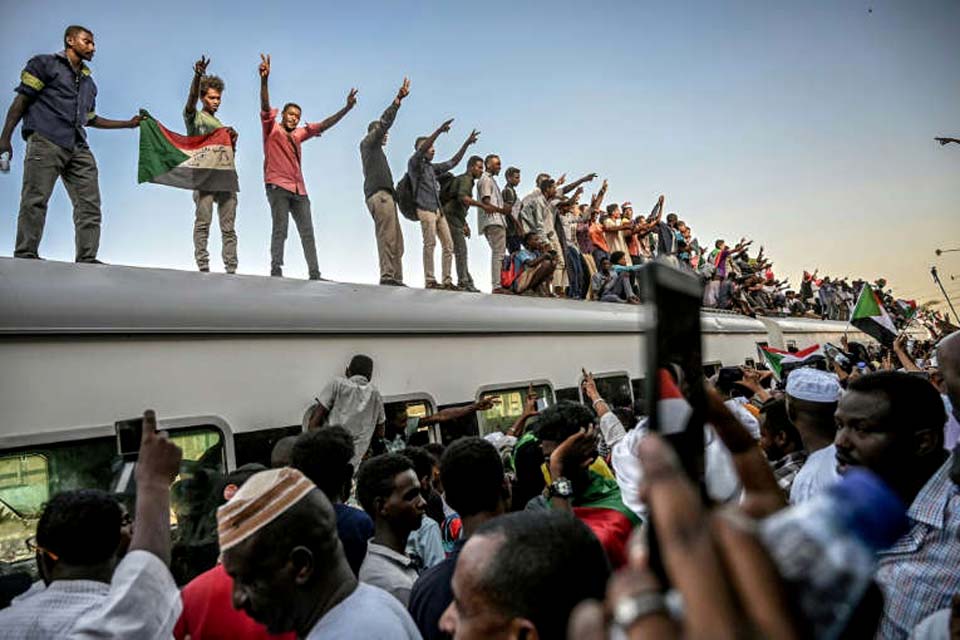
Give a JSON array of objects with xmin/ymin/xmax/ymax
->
[{"xmin": 0, "ymin": 257, "xmax": 802, "ymax": 336}]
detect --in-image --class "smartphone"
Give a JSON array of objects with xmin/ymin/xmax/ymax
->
[
  {"xmin": 641, "ymin": 262, "xmax": 706, "ymax": 482},
  {"xmin": 115, "ymin": 417, "xmax": 144, "ymax": 460},
  {"xmin": 640, "ymin": 261, "xmax": 707, "ymax": 589},
  {"xmin": 536, "ymin": 398, "xmax": 548, "ymax": 412}
]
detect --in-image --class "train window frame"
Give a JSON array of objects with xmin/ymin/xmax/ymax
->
[
  {"xmin": 383, "ymin": 393, "xmax": 438, "ymax": 445},
  {"xmin": 0, "ymin": 416, "xmax": 232, "ymax": 568},
  {"xmin": 578, "ymin": 370, "xmax": 634, "ymax": 407},
  {"xmin": 702, "ymin": 361, "xmax": 723, "ymax": 379},
  {"xmin": 474, "ymin": 380, "xmax": 556, "ymax": 437}
]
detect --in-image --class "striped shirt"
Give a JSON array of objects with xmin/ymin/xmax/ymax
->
[{"xmin": 874, "ymin": 453, "xmax": 960, "ymax": 639}]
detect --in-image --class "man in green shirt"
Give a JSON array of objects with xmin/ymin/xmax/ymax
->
[
  {"xmin": 442, "ymin": 155, "xmax": 497, "ymax": 292},
  {"xmin": 183, "ymin": 56, "xmax": 238, "ymax": 274}
]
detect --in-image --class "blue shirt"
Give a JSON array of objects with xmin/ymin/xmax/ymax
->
[
  {"xmin": 334, "ymin": 503, "xmax": 374, "ymax": 577},
  {"xmin": 16, "ymin": 51, "xmax": 98, "ymax": 150},
  {"xmin": 407, "ymin": 149, "xmax": 458, "ymax": 213}
]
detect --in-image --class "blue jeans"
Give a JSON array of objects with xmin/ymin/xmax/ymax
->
[{"xmin": 565, "ymin": 246, "xmax": 585, "ymax": 299}]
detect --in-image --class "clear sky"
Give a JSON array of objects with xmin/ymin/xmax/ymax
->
[{"xmin": 1, "ymin": 0, "xmax": 958, "ymax": 304}]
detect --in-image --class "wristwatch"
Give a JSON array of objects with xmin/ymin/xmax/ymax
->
[
  {"xmin": 611, "ymin": 591, "xmax": 668, "ymax": 630},
  {"xmin": 548, "ymin": 477, "xmax": 574, "ymax": 499}
]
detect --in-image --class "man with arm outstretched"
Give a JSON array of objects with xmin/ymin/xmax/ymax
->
[
  {"xmin": 361, "ymin": 78, "xmax": 410, "ymax": 286},
  {"xmin": 407, "ymin": 120, "xmax": 480, "ymax": 290},
  {"xmin": 259, "ymin": 54, "xmax": 357, "ymax": 280},
  {"xmin": 1, "ymin": 26, "xmax": 140, "ymax": 263}
]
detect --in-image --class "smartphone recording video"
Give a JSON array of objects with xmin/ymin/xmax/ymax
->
[{"xmin": 641, "ymin": 262, "xmax": 706, "ymax": 484}]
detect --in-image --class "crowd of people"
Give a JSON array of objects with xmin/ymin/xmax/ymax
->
[
  {"xmin": 2, "ymin": 326, "xmax": 959, "ymax": 639},
  {"xmin": 4, "ymin": 25, "xmax": 952, "ymax": 331}
]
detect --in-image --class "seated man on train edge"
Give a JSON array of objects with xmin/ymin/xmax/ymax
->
[
  {"xmin": 309, "ymin": 354, "xmax": 386, "ymax": 470},
  {"xmin": 501, "ymin": 232, "xmax": 557, "ymax": 296}
]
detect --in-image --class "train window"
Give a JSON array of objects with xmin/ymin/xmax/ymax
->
[
  {"xmin": 555, "ymin": 387, "xmax": 581, "ymax": 404},
  {"xmin": 385, "ymin": 398, "xmax": 436, "ymax": 447},
  {"xmin": 0, "ymin": 437, "xmax": 116, "ymax": 565},
  {"xmin": 476, "ymin": 383, "xmax": 554, "ymax": 436},
  {"xmin": 579, "ymin": 372, "xmax": 634, "ymax": 409},
  {"xmin": 0, "ymin": 424, "xmax": 226, "ymax": 569},
  {"xmin": 703, "ymin": 361, "xmax": 722, "ymax": 378},
  {"xmin": 235, "ymin": 425, "xmax": 302, "ymax": 468}
]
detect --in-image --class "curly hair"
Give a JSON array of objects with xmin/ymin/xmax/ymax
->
[
  {"xmin": 356, "ymin": 453, "xmax": 414, "ymax": 517},
  {"xmin": 291, "ymin": 427, "xmax": 355, "ymax": 503},
  {"xmin": 199, "ymin": 75, "xmax": 224, "ymax": 96},
  {"xmin": 36, "ymin": 489, "xmax": 122, "ymax": 565}
]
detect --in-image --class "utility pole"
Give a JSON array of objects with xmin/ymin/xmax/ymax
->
[{"xmin": 930, "ymin": 266, "xmax": 958, "ymax": 324}]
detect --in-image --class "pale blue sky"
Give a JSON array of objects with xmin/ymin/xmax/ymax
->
[{"xmin": 1, "ymin": 0, "xmax": 958, "ymax": 302}]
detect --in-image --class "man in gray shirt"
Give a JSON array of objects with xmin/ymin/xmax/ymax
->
[
  {"xmin": 360, "ymin": 78, "xmax": 410, "ymax": 286},
  {"xmin": 357, "ymin": 454, "xmax": 427, "ymax": 605},
  {"xmin": 406, "ymin": 119, "xmax": 479, "ymax": 289}
]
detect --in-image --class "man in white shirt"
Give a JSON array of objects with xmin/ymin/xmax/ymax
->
[
  {"xmin": 218, "ymin": 467, "xmax": 421, "ymax": 639},
  {"xmin": 476, "ymin": 154, "xmax": 512, "ymax": 293},
  {"xmin": 309, "ymin": 354, "xmax": 386, "ymax": 468},
  {"xmin": 785, "ymin": 367, "xmax": 842, "ymax": 503}
]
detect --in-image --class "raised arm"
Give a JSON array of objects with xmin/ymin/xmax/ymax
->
[
  {"xmin": 591, "ymin": 179, "xmax": 609, "ymax": 211},
  {"xmin": 259, "ymin": 53, "xmax": 271, "ymax": 112},
  {"xmin": 438, "ymin": 128, "xmax": 479, "ymax": 171},
  {"xmin": 416, "ymin": 117, "xmax": 454, "ymax": 161},
  {"xmin": 131, "ymin": 410, "xmax": 183, "ymax": 564},
  {"xmin": 314, "ymin": 88, "xmax": 358, "ymax": 133},
  {"xmin": 562, "ymin": 172, "xmax": 597, "ymax": 195},
  {"xmin": 185, "ymin": 56, "xmax": 209, "ymax": 117},
  {"xmin": 935, "ymin": 137, "xmax": 960, "ymax": 146},
  {"xmin": 362, "ymin": 77, "xmax": 409, "ymax": 148}
]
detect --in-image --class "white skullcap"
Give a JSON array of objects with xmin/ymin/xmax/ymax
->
[{"xmin": 785, "ymin": 367, "xmax": 841, "ymax": 403}]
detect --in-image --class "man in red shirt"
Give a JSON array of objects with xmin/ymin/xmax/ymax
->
[
  {"xmin": 258, "ymin": 54, "xmax": 356, "ymax": 280},
  {"xmin": 174, "ymin": 463, "xmax": 296, "ymax": 640}
]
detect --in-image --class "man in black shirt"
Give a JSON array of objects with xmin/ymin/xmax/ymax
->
[{"xmin": 360, "ymin": 78, "xmax": 410, "ymax": 285}]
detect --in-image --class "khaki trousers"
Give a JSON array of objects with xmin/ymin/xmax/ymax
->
[
  {"xmin": 367, "ymin": 191, "xmax": 404, "ymax": 282},
  {"xmin": 484, "ymin": 225, "xmax": 507, "ymax": 290},
  {"xmin": 548, "ymin": 234, "xmax": 567, "ymax": 289},
  {"xmin": 417, "ymin": 208, "xmax": 453, "ymax": 286},
  {"xmin": 194, "ymin": 190, "xmax": 238, "ymax": 272}
]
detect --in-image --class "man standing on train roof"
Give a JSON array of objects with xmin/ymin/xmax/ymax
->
[
  {"xmin": 184, "ymin": 55, "xmax": 239, "ymax": 274},
  {"xmin": 360, "ymin": 77, "xmax": 410, "ymax": 286},
  {"xmin": 1, "ymin": 26, "xmax": 141, "ymax": 264},
  {"xmin": 259, "ymin": 53, "xmax": 357, "ymax": 280}
]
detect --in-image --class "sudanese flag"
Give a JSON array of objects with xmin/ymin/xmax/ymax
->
[{"xmin": 137, "ymin": 110, "xmax": 239, "ymax": 192}]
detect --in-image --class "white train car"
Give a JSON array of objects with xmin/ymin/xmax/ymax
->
[{"xmin": 0, "ymin": 257, "xmax": 878, "ymax": 566}]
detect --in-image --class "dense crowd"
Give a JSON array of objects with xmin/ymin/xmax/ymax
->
[
  {"xmin": 1, "ymin": 328, "xmax": 958, "ymax": 639},
  {"xmin": 4, "ymin": 26, "xmax": 954, "ymax": 332}
]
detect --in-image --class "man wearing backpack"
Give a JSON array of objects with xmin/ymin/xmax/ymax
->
[
  {"xmin": 360, "ymin": 78, "xmax": 410, "ymax": 286},
  {"xmin": 406, "ymin": 119, "xmax": 479, "ymax": 290},
  {"xmin": 442, "ymin": 155, "xmax": 500, "ymax": 292}
]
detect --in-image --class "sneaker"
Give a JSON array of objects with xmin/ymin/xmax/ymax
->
[
  {"xmin": 309, "ymin": 273, "xmax": 326, "ymax": 281},
  {"xmin": 443, "ymin": 283, "xmax": 460, "ymax": 291},
  {"xmin": 425, "ymin": 282, "xmax": 442, "ymax": 290},
  {"xmin": 225, "ymin": 267, "xmax": 236, "ymax": 275},
  {"xmin": 199, "ymin": 266, "xmax": 210, "ymax": 273},
  {"xmin": 78, "ymin": 259, "xmax": 107, "ymax": 265},
  {"xmin": 271, "ymin": 268, "xmax": 283, "ymax": 277},
  {"xmin": 380, "ymin": 278, "xmax": 407, "ymax": 287},
  {"xmin": 460, "ymin": 284, "xmax": 481, "ymax": 293}
]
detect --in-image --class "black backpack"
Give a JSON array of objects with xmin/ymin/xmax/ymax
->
[
  {"xmin": 395, "ymin": 173, "xmax": 419, "ymax": 221},
  {"xmin": 437, "ymin": 171, "xmax": 456, "ymax": 206}
]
